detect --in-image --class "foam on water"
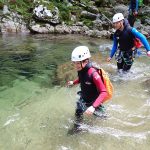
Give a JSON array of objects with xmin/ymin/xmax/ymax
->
[
  {"xmin": 82, "ymin": 125, "xmax": 149, "ymax": 140},
  {"xmin": 3, "ymin": 113, "xmax": 20, "ymax": 127}
]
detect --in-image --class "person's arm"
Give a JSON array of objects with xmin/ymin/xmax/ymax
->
[
  {"xmin": 131, "ymin": 28, "xmax": 150, "ymax": 51},
  {"xmin": 135, "ymin": 0, "xmax": 139, "ymax": 12},
  {"xmin": 92, "ymin": 71, "xmax": 107, "ymax": 108},
  {"xmin": 128, "ymin": 0, "xmax": 131, "ymax": 11},
  {"xmin": 107, "ymin": 34, "xmax": 118, "ymax": 62},
  {"xmin": 67, "ymin": 78, "xmax": 80, "ymax": 86},
  {"xmin": 110, "ymin": 35, "xmax": 118, "ymax": 58},
  {"xmin": 73, "ymin": 78, "xmax": 80, "ymax": 85},
  {"xmin": 132, "ymin": 0, "xmax": 138, "ymax": 16}
]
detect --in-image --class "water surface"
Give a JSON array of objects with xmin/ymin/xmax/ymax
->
[{"xmin": 0, "ymin": 34, "xmax": 150, "ymax": 150}]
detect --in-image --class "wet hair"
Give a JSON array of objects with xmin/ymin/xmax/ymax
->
[{"xmin": 82, "ymin": 58, "xmax": 89, "ymax": 63}]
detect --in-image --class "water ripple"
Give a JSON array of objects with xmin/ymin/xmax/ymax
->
[
  {"xmin": 3, "ymin": 113, "xmax": 20, "ymax": 127},
  {"xmin": 81, "ymin": 125, "xmax": 149, "ymax": 140}
]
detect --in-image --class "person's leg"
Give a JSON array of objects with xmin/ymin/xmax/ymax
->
[
  {"xmin": 122, "ymin": 51, "xmax": 134, "ymax": 72},
  {"xmin": 74, "ymin": 103, "xmax": 83, "ymax": 125},
  {"xmin": 117, "ymin": 60, "xmax": 123, "ymax": 70},
  {"xmin": 123, "ymin": 63, "xmax": 132, "ymax": 72},
  {"xmin": 117, "ymin": 57, "xmax": 124, "ymax": 74},
  {"xmin": 128, "ymin": 14, "xmax": 136, "ymax": 27},
  {"xmin": 74, "ymin": 98, "xmax": 86, "ymax": 127},
  {"xmin": 115, "ymin": 51, "xmax": 124, "ymax": 73},
  {"xmin": 67, "ymin": 99, "xmax": 85, "ymax": 135}
]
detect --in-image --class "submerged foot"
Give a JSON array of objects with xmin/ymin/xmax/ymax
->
[
  {"xmin": 67, "ymin": 124, "xmax": 82, "ymax": 135},
  {"xmin": 67, "ymin": 123, "xmax": 87, "ymax": 135},
  {"xmin": 67, "ymin": 127, "xmax": 82, "ymax": 135}
]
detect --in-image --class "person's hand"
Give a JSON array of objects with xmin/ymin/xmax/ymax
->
[
  {"xmin": 107, "ymin": 57, "xmax": 112, "ymax": 62},
  {"xmin": 133, "ymin": 11, "xmax": 138, "ymax": 16},
  {"xmin": 84, "ymin": 106, "xmax": 95, "ymax": 115},
  {"xmin": 147, "ymin": 51, "xmax": 150, "ymax": 57},
  {"xmin": 67, "ymin": 81, "xmax": 74, "ymax": 87}
]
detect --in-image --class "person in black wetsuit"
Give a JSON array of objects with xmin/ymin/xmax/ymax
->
[
  {"xmin": 128, "ymin": 0, "xmax": 139, "ymax": 27},
  {"xmin": 107, "ymin": 13, "xmax": 150, "ymax": 74}
]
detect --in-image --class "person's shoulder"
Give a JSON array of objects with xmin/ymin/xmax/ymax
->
[
  {"xmin": 131, "ymin": 27, "xmax": 139, "ymax": 34},
  {"xmin": 125, "ymin": 23, "xmax": 134, "ymax": 35},
  {"xmin": 88, "ymin": 67, "xmax": 97, "ymax": 75},
  {"xmin": 88, "ymin": 67, "xmax": 101, "ymax": 80}
]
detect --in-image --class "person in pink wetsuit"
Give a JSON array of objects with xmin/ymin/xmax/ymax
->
[{"xmin": 67, "ymin": 46, "xmax": 107, "ymax": 133}]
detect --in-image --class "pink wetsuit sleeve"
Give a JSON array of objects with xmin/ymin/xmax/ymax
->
[
  {"xmin": 88, "ymin": 68, "xmax": 107, "ymax": 108},
  {"xmin": 73, "ymin": 78, "xmax": 80, "ymax": 85}
]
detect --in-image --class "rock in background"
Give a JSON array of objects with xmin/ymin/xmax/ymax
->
[{"xmin": 0, "ymin": 0, "xmax": 150, "ymax": 38}]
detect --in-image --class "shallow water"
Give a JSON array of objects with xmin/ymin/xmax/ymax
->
[{"xmin": 0, "ymin": 34, "xmax": 150, "ymax": 150}]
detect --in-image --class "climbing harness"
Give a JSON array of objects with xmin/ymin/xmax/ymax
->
[{"xmin": 115, "ymin": 50, "xmax": 134, "ymax": 65}]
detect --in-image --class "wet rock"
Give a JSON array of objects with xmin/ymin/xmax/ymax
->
[
  {"xmin": 113, "ymin": 4, "xmax": 128, "ymax": 18},
  {"xmin": 86, "ymin": 29, "xmax": 111, "ymax": 38},
  {"xmin": 92, "ymin": 19, "xmax": 103, "ymax": 31},
  {"xmin": 30, "ymin": 24, "xmax": 54, "ymax": 33},
  {"xmin": 57, "ymin": 62, "xmax": 76, "ymax": 85},
  {"xmin": 87, "ymin": 6, "xmax": 99, "ymax": 14},
  {"xmin": 81, "ymin": 11, "xmax": 97, "ymax": 20},
  {"xmin": 3, "ymin": 5, "xmax": 10, "ymax": 14},
  {"xmin": 141, "ymin": 79, "xmax": 150, "ymax": 94},
  {"xmin": 33, "ymin": 5, "xmax": 60, "ymax": 25},
  {"xmin": 1, "ymin": 13, "xmax": 29, "ymax": 33},
  {"xmin": 55, "ymin": 25, "xmax": 72, "ymax": 34}
]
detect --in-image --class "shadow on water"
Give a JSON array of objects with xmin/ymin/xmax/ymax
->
[{"xmin": 0, "ymin": 34, "xmax": 150, "ymax": 150}]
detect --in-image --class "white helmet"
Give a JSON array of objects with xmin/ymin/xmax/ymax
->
[
  {"xmin": 113, "ymin": 13, "xmax": 124, "ymax": 23},
  {"xmin": 71, "ymin": 46, "xmax": 91, "ymax": 61}
]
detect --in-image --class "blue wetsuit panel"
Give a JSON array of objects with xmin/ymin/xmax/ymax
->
[{"xmin": 131, "ymin": 28, "xmax": 150, "ymax": 51}]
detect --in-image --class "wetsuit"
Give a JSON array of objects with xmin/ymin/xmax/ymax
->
[
  {"xmin": 73, "ymin": 62, "xmax": 107, "ymax": 121},
  {"xmin": 128, "ymin": 0, "xmax": 139, "ymax": 27},
  {"xmin": 110, "ymin": 19, "xmax": 150, "ymax": 72}
]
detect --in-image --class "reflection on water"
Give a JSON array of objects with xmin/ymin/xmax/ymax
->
[{"xmin": 0, "ymin": 34, "xmax": 150, "ymax": 150}]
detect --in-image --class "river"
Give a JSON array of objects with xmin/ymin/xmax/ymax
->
[{"xmin": 0, "ymin": 34, "xmax": 150, "ymax": 150}]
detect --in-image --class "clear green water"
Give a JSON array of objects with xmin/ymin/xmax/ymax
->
[{"xmin": 0, "ymin": 34, "xmax": 150, "ymax": 150}]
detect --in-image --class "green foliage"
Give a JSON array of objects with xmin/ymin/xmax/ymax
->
[
  {"xmin": 0, "ymin": 0, "xmax": 5, "ymax": 9},
  {"xmin": 69, "ymin": 5, "xmax": 82, "ymax": 22},
  {"xmin": 60, "ymin": 10, "xmax": 70, "ymax": 23},
  {"xmin": 55, "ymin": 2, "xmax": 71, "ymax": 22},
  {"xmin": 81, "ymin": 0, "xmax": 91, "ymax": 4},
  {"xmin": 95, "ymin": 0, "xmax": 106, "ymax": 7},
  {"xmin": 7, "ymin": 0, "xmax": 34, "ymax": 21},
  {"xmin": 0, "ymin": 0, "xmax": 6, "ymax": 4},
  {"xmin": 46, "ymin": 2, "xmax": 55, "ymax": 10},
  {"xmin": 81, "ymin": 18, "xmax": 93, "ymax": 28}
]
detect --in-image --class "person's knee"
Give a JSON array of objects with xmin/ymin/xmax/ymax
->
[
  {"xmin": 123, "ymin": 64, "xmax": 132, "ymax": 71},
  {"xmin": 75, "ymin": 109, "xmax": 83, "ymax": 117}
]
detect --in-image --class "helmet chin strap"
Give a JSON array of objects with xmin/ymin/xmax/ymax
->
[
  {"xmin": 118, "ymin": 21, "xmax": 124, "ymax": 30},
  {"xmin": 80, "ymin": 59, "xmax": 89, "ymax": 69},
  {"xmin": 80, "ymin": 61, "xmax": 83, "ymax": 69}
]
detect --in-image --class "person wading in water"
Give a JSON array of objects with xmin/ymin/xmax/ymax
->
[{"xmin": 107, "ymin": 13, "xmax": 150, "ymax": 74}]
